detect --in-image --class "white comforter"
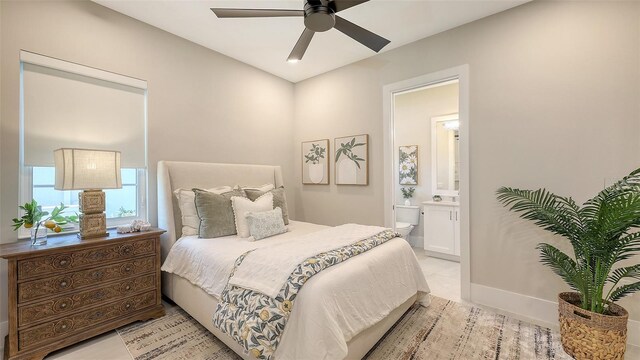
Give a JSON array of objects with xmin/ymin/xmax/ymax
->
[
  {"xmin": 229, "ymin": 223, "xmax": 391, "ymax": 298},
  {"xmin": 162, "ymin": 221, "xmax": 430, "ymax": 360}
]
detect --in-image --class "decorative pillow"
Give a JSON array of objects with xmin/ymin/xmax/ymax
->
[
  {"xmin": 246, "ymin": 207, "xmax": 287, "ymax": 241},
  {"xmin": 193, "ymin": 188, "xmax": 247, "ymax": 238},
  {"xmin": 245, "ymin": 186, "xmax": 290, "ymax": 225},
  {"xmin": 174, "ymin": 186, "xmax": 232, "ymax": 236},
  {"xmin": 231, "ymin": 193, "xmax": 273, "ymax": 238},
  {"xmin": 242, "ymin": 183, "xmax": 275, "ymax": 192}
]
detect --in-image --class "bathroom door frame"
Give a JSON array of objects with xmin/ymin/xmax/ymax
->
[{"xmin": 382, "ymin": 65, "xmax": 470, "ymax": 301}]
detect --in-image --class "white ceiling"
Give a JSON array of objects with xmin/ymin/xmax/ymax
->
[{"xmin": 93, "ymin": 0, "xmax": 528, "ymax": 83}]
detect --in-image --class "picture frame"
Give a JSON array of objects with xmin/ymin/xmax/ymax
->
[
  {"xmin": 302, "ymin": 139, "xmax": 330, "ymax": 185},
  {"xmin": 335, "ymin": 134, "xmax": 368, "ymax": 186},
  {"xmin": 399, "ymin": 145, "xmax": 418, "ymax": 185}
]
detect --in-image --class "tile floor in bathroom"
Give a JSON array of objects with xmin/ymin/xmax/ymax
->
[{"xmin": 411, "ymin": 247, "xmax": 462, "ymax": 303}]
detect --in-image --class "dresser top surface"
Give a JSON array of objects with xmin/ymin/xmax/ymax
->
[{"xmin": 0, "ymin": 228, "xmax": 164, "ymax": 259}]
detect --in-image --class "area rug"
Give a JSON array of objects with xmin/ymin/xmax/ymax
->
[{"xmin": 117, "ymin": 296, "xmax": 571, "ymax": 360}]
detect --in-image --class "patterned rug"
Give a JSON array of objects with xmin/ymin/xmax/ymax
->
[{"xmin": 117, "ymin": 296, "xmax": 571, "ymax": 360}]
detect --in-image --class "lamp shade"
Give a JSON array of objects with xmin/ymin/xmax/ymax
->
[{"xmin": 54, "ymin": 148, "xmax": 122, "ymax": 190}]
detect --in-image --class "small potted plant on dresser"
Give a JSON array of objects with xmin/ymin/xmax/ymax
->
[
  {"xmin": 496, "ymin": 169, "xmax": 640, "ymax": 360},
  {"xmin": 12, "ymin": 200, "xmax": 77, "ymax": 245}
]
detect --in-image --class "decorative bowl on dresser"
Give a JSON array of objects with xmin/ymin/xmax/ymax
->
[{"xmin": 0, "ymin": 228, "xmax": 165, "ymax": 360}]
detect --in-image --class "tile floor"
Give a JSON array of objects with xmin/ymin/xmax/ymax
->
[
  {"xmin": 32, "ymin": 250, "xmax": 640, "ymax": 359},
  {"xmin": 412, "ymin": 247, "xmax": 462, "ymax": 303}
]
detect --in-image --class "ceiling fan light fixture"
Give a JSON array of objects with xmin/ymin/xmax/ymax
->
[{"xmin": 210, "ymin": 0, "xmax": 389, "ymax": 62}]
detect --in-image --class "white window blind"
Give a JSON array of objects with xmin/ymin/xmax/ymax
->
[{"xmin": 21, "ymin": 51, "xmax": 147, "ymax": 168}]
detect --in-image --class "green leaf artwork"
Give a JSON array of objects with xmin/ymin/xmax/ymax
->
[
  {"xmin": 335, "ymin": 137, "xmax": 366, "ymax": 169},
  {"xmin": 304, "ymin": 143, "xmax": 326, "ymax": 165}
]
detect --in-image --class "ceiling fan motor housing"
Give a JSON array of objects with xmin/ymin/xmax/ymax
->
[{"xmin": 304, "ymin": 0, "xmax": 335, "ymax": 32}]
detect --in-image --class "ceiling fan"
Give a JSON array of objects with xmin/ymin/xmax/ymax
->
[{"xmin": 210, "ymin": 0, "xmax": 390, "ymax": 62}]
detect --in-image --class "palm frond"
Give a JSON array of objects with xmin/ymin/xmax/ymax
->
[
  {"xmin": 581, "ymin": 169, "xmax": 640, "ymax": 224},
  {"xmin": 608, "ymin": 264, "xmax": 640, "ymax": 285},
  {"xmin": 537, "ymin": 243, "xmax": 583, "ymax": 293},
  {"xmin": 496, "ymin": 187, "xmax": 585, "ymax": 241},
  {"xmin": 609, "ymin": 281, "xmax": 640, "ymax": 302}
]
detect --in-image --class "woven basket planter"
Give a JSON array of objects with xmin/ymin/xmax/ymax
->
[{"xmin": 558, "ymin": 292, "xmax": 628, "ymax": 360}]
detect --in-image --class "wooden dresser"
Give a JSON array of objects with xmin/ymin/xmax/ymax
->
[{"xmin": 0, "ymin": 229, "xmax": 165, "ymax": 360}]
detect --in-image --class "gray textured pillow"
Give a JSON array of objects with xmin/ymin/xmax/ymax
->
[
  {"xmin": 246, "ymin": 207, "xmax": 287, "ymax": 241},
  {"xmin": 193, "ymin": 188, "xmax": 246, "ymax": 238},
  {"xmin": 245, "ymin": 186, "xmax": 290, "ymax": 225}
]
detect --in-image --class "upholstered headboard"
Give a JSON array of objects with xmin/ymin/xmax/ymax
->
[{"xmin": 157, "ymin": 161, "xmax": 284, "ymax": 261}]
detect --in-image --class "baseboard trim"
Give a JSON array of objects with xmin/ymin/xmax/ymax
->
[
  {"xmin": 470, "ymin": 283, "xmax": 640, "ymax": 347},
  {"xmin": 424, "ymin": 250, "xmax": 460, "ymax": 262}
]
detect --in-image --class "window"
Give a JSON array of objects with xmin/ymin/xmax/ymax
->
[
  {"xmin": 19, "ymin": 51, "xmax": 148, "ymax": 238},
  {"xmin": 20, "ymin": 167, "xmax": 147, "ymax": 236}
]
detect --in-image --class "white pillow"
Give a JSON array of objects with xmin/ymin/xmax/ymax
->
[
  {"xmin": 246, "ymin": 207, "xmax": 287, "ymax": 241},
  {"xmin": 241, "ymin": 183, "xmax": 275, "ymax": 192},
  {"xmin": 174, "ymin": 186, "xmax": 232, "ymax": 236},
  {"xmin": 231, "ymin": 193, "xmax": 273, "ymax": 238}
]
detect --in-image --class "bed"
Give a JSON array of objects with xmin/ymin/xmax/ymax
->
[{"xmin": 157, "ymin": 161, "xmax": 430, "ymax": 360}]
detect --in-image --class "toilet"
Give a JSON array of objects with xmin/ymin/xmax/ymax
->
[{"xmin": 395, "ymin": 205, "xmax": 421, "ymax": 239}]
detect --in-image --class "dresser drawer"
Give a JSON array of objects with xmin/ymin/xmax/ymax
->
[
  {"xmin": 18, "ymin": 274, "xmax": 156, "ymax": 327},
  {"xmin": 17, "ymin": 238, "xmax": 155, "ymax": 281},
  {"xmin": 18, "ymin": 290, "xmax": 156, "ymax": 350},
  {"xmin": 18, "ymin": 256, "xmax": 156, "ymax": 303}
]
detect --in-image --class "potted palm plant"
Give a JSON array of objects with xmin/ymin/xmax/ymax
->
[{"xmin": 497, "ymin": 169, "xmax": 640, "ymax": 360}]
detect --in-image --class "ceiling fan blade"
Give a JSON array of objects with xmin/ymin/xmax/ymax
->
[
  {"xmin": 333, "ymin": 16, "xmax": 390, "ymax": 52},
  {"xmin": 331, "ymin": 0, "xmax": 369, "ymax": 12},
  {"xmin": 288, "ymin": 28, "xmax": 315, "ymax": 62},
  {"xmin": 211, "ymin": 8, "xmax": 304, "ymax": 18}
]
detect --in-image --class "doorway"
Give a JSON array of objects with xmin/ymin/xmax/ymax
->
[{"xmin": 382, "ymin": 66, "xmax": 470, "ymax": 301}]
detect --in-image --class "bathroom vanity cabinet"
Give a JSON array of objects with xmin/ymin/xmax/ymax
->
[{"xmin": 423, "ymin": 201, "xmax": 460, "ymax": 261}]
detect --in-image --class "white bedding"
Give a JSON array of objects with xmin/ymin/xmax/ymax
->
[
  {"xmin": 229, "ymin": 223, "xmax": 390, "ymax": 298},
  {"xmin": 162, "ymin": 221, "xmax": 327, "ymax": 298},
  {"xmin": 161, "ymin": 220, "xmax": 430, "ymax": 360}
]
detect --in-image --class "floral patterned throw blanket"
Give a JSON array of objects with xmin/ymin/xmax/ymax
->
[{"xmin": 212, "ymin": 228, "xmax": 400, "ymax": 360}]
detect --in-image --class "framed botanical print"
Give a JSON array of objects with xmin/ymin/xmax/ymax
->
[
  {"xmin": 335, "ymin": 134, "xmax": 368, "ymax": 185},
  {"xmin": 302, "ymin": 139, "xmax": 329, "ymax": 184},
  {"xmin": 399, "ymin": 145, "xmax": 418, "ymax": 185}
]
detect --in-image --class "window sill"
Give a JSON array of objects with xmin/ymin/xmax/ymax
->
[{"xmin": 17, "ymin": 218, "xmax": 146, "ymax": 240}]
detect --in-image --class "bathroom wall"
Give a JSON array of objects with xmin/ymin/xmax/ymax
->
[{"xmin": 393, "ymin": 82, "xmax": 459, "ymax": 247}]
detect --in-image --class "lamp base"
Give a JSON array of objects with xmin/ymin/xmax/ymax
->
[
  {"xmin": 78, "ymin": 212, "xmax": 108, "ymax": 239},
  {"xmin": 79, "ymin": 190, "xmax": 106, "ymax": 213}
]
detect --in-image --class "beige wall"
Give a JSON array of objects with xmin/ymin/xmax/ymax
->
[
  {"xmin": 393, "ymin": 83, "xmax": 459, "ymax": 247},
  {"xmin": 0, "ymin": 0, "xmax": 295, "ymax": 338},
  {"xmin": 293, "ymin": 1, "xmax": 640, "ymax": 320},
  {"xmin": 1, "ymin": 0, "xmax": 639, "ymax": 343}
]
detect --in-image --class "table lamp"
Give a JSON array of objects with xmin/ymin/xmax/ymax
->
[{"xmin": 54, "ymin": 148, "xmax": 122, "ymax": 239}]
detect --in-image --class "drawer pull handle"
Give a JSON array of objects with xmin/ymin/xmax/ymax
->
[
  {"xmin": 125, "ymin": 285, "xmax": 131, "ymax": 291},
  {"xmin": 125, "ymin": 304, "xmax": 131, "ymax": 309},
  {"xmin": 61, "ymin": 324, "xmax": 67, "ymax": 329},
  {"xmin": 121, "ymin": 247, "xmax": 133, "ymax": 255},
  {"xmin": 125, "ymin": 267, "xmax": 131, "ymax": 272},
  {"xmin": 53, "ymin": 255, "xmax": 73, "ymax": 269},
  {"xmin": 60, "ymin": 281, "xmax": 68, "ymax": 287},
  {"xmin": 61, "ymin": 303, "xmax": 67, "ymax": 308}
]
